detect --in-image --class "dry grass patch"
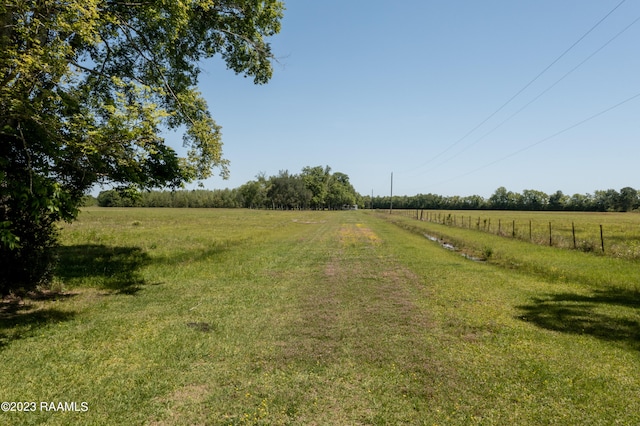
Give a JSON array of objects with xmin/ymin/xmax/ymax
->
[
  {"xmin": 338, "ymin": 223, "xmax": 382, "ymax": 247},
  {"xmin": 149, "ymin": 384, "xmax": 210, "ymax": 426}
]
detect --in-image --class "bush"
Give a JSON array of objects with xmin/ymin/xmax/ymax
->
[
  {"xmin": 577, "ymin": 240, "xmax": 596, "ymax": 253},
  {"xmin": 0, "ymin": 213, "xmax": 59, "ymax": 295},
  {"xmin": 0, "ymin": 148, "xmax": 75, "ymax": 295}
]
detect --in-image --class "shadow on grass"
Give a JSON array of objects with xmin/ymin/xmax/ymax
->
[
  {"xmin": 0, "ymin": 298, "xmax": 76, "ymax": 349},
  {"xmin": 517, "ymin": 287, "xmax": 640, "ymax": 351},
  {"xmin": 56, "ymin": 244, "xmax": 151, "ymax": 294},
  {"xmin": 154, "ymin": 238, "xmax": 248, "ymax": 266}
]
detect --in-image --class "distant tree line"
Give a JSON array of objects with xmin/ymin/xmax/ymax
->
[
  {"xmin": 367, "ymin": 186, "xmax": 640, "ymax": 212},
  {"xmin": 96, "ymin": 166, "xmax": 362, "ymax": 209},
  {"xmin": 96, "ymin": 178, "xmax": 640, "ymax": 213}
]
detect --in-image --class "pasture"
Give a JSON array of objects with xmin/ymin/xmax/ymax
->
[
  {"xmin": 398, "ymin": 209, "xmax": 640, "ymax": 259},
  {"xmin": 1, "ymin": 208, "xmax": 639, "ymax": 425}
]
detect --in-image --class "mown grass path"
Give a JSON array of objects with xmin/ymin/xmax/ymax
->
[{"xmin": 1, "ymin": 209, "xmax": 639, "ymax": 425}]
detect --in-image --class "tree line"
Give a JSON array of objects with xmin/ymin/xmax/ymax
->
[
  {"xmin": 97, "ymin": 179, "xmax": 640, "ymax": 213},
  {"xmin": 368, "ymin": 186, "xmax": 640, "ymax": 212},
  {"xmin": 96, "ymin": 166, "xmax": 362, "ymax": 210}
]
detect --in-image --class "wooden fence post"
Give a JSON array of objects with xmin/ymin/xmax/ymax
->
[
  {"xmin": 600, "ymin": 225, "xmax": 605, "ymax": 253},
  {"xmin": 572, "ymin": 222, "xmax": 576, "ymax": 249},
  {"xmin": 512, "ymin": 220, "xmax": 516, "ymax": 238},
  {"xmin": 549, "ymin": 222, "xmax": 552, "ymax": 246}
]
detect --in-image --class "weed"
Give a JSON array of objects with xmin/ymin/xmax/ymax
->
[{"xmin": 577, "ymin": 240, "xmax": 596, "ymax": 253}]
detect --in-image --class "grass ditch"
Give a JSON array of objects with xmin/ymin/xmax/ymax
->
[{"xmin": 379, "ymin": 211, "xmax": 640, "ymax": 290}]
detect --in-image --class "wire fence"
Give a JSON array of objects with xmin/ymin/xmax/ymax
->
[{"xmin": 389, "ymin": 209, "xmax": 640, "ymax": 260}]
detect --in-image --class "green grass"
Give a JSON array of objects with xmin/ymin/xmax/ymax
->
[
  {"xmin": 1, "ymin": 208, "xmax": 640, "ymax": 424},
  {"xmin": 385, "ymin": 210, "xmax": 640, "ymax": 290},
  {"xmin": 407, "ymin": 209, "xmax": 640, "ymax": 259}
]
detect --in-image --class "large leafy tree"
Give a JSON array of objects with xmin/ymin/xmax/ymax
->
[
  {"xmin": 326, "ymin": 172, "xmax": 356, "ymax": 209},
  {"xmin": 301, "ymin": 165, "xmax": 331, "ymax": 209},
  {"xmin": 0, "ymin": 0, "xmax": 284, "ymax": 293}
]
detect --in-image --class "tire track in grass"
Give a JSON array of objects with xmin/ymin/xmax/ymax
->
[{"xmin": 275, "ymin": 218, "xmax": 444, "ymax": 422}]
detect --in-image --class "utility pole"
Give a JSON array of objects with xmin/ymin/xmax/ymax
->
[{"xmin": 389, "ymin": 172, "xmax": 393, "ymax": 214}]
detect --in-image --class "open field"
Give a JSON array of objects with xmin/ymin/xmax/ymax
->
[
  {"xmin": 394, "ymin": 209, "xmax": 640, "ymax": 259},
  {"xmin": 1, "ymin": 208, "xmax": 640, "ymax": 425}
]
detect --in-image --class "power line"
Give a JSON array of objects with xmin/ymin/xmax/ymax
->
[
  {"xmin": 404, "ymin": 0, "xmax": 628, "ymax": 174},
  {"xmin": 426, "ymin": 90, "xmax": 640, "ymax": 188},
  {"xmin": 421, "ymin": 12, "xmax": 640, "ymax": 174}
]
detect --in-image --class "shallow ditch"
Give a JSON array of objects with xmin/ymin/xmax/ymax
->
[{"xmin": 424, "ymin": 234, "xmax": 486, "ymax": 262}]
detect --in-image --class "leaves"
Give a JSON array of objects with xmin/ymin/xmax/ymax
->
[{"xmin": 0, "ymin": 0, "xmax": 284, "ymax": 290}]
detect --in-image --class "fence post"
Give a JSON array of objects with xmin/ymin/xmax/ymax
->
[
  {"xmin": 600, "ymin": 225, "xmax": 605, "ymax": 253},
  {"xmin": 572, "ymin": 222, "xmax": 576, "ymax": 249},
  {"xmin": 512, "ymin": 220, "xmax": 516, "ymax": 238},
  {"xmin": 549, "ymin": 222, "xmax": 552, "ymax": 246}
]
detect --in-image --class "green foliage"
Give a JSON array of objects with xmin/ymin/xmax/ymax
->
[
  {"xmin": 301, "ymin": 165, "xmax": 331, "ymax": 209},
  {"xmin": 0, "ymin": 210, "xmax": 59, "ymax": 294},
  {"xmin": 0, "ymin": 0, "xmax": 284, "ymax": 292},
  {"xmin": 370, "ymin": 186, "xmax": 640, "ymax": 212},
  {"xmin": 96, "ymin": 165, "xmax": 362, "ymax": 210},
  {"xmin": 258, "ymin": 166, "xmax": 359, "ymax": 210},
  {"xmin": 267, "ymin": 169, "xmax": 311, "ymax": 209}
]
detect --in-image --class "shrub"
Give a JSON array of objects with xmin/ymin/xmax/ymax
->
[{"xmin": 0, "ymin": 213, "xmax": 59, "ymax": 295}]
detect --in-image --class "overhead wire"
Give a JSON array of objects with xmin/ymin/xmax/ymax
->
[
  {"xmin": 402, "ymin": 0, "xmax": 628, "ymax": 175},
  {"xmin": 424, "ymin": 90, "xmax": 640, "ymax": 189},
  {"xmin": 419, "ymin": 12, "xmax": 640, "ymax": 175}
]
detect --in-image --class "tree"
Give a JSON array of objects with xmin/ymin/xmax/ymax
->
[
  {"xmin": 566, "ymin": 193, "xmax": 594, "ymax": 211},
  {"xmin": 0, "ymin": 0, "xmax": 284, "ymax": 293},
  {"xmin": 301, "ymin": 165, "xmax": 331, "ymax": 209},
  {"xmin": 593, "ymin": 189, "xmax": 619, "ymax": 212},
  {"xmin": 326, "ymin": 172, "xmax": 357, "ymax": 209},
  {"xmin": 267, "ymin": 170, "xmax": 310, "ymax": 210},
  {"xmin": 239, "ymin": 180, "xmax": 267, "ymax": 209},
  {"xmin": 489, "ymin": 187, "xmax": 520, "ymax": 210},
  {"xmin": 618, "ymin": 187, "xmax": 638, "ymax": 212},
  {"xmin": 548, "ymin": 190, "xmax": 568, "ymax": 211},
  {"xmin": 519, "ymin": 189, "xmax": 549, "ymax": 211}
]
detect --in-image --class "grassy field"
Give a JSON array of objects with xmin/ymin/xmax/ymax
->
[
  {"xmin": 399, "ymin": 209, "xmax": 640, "ymax": 259},
  {"xmin": 1, "ymin": 208, "xmax": 639, "ymax": 425}
]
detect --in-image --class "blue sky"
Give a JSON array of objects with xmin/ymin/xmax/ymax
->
[{"xmin": 173, "ymin": 0, "xmax": 640, "ymax": 198}]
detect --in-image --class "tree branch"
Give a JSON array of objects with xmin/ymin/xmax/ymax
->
[{"xmin": 112, "ymin": 12, "xmax": 201, "ymax": 128}]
